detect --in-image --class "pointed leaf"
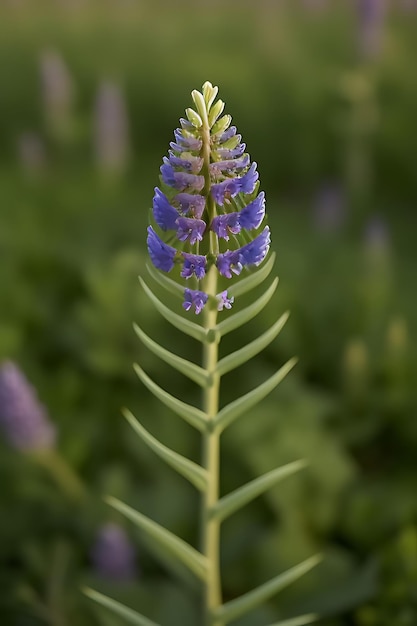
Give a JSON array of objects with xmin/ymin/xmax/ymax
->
[
  {"xmin": 122, "ymin": 408, "xmax": 208, "ymax": 492},
  {"xmin": 146, "ymin": 262, "xmax": 183, "ymax": 298},
  {"xmin": 216, "ymin": 311, "xmax": 289, "ymax": 377},
  {"xmin": 227, "ymin": 253, "xmax": 276, "ymax": 299},
  {"xmin": 83, "ymin": 587, "xmax": 159, "ymax": 626},
  {"xmin": 214, "ymin": 357, "xmax": 297, "ymax": 432},
  {"xmin": 105, "ymin": 497, "xmax": 208, "ymax": 582},
  {"xmin": 134, "ymin": 323, "xmax": 209, "ymax": 387},
  {"xmin": 266, "ymin": 615, "xmax": 318, "ymax": 626},
  {"xmin": 216, "ymin": 278, "xmax": 278, "ymax": 337},
  {"xmin": 133, "ymin": 363, "xmax": 207, "ymax": 432},
  {"xmin": 211, "ymin": 459, "xmax": 307, "ymax": 522},
  {"xmin": 215, "ymin": 555, "xmax": 322, "ymax": 624},
  {"xmin": 140, "ymin": 278, "xmax": 207, "ymax": 342}
]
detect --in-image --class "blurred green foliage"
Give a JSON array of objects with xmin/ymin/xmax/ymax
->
[{"xmin": 0, "ymin": 1, "xmax": 416, "ymax": 624}]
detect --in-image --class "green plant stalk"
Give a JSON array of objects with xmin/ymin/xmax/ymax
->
[
  {"xmin": 200, "ymin": 105, "xmax": 222, "ymax": 625},
  {"xmin": 201, "ymin": 263, "xmax": 222, "ymax": 626}
]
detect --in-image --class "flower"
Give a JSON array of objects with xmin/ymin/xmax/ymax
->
[
  {"xmin": 176, "ymin": 217, "xmax": 206, "ymax": 244},
  {"xmin": 0, "ymin": 361, "xmax": 56, "ymax": 451},
  {"xmin": 211, "ymin": 213, "xmax": 241, "ymax": 241},
  {"xmin": 91, "ymin": 523, "xmax": 137, "ymax": 582},
  {"xmin": 174, "ymin": 193, "xmax": 206, "ymax": 219},
  {"xmin": 147, "ymin": 82, "xmax": 271, "ymax": 313},
  {"xmin": 211, "ymin": 192, "xmax": 265, "ymax": 240},
  {"xmin": 160, "ymin": 158, "xmax": 204, "ymax": 192},
  {"xmin": 181, "ymin": 253, "xmax": 207, "ymax": 280},
  {"xmin": 183, "ymin": 289, "xmax": 208, "ymax": 314},
  {"xmin": 217, "ymin": 291, "xmax": 234, "ymax": 311},
  {"xmin": 153, "ymin": 188, "xmax": 178, "ymax": 231},
  {"xmin": 147, "ymin": 226, "xmax": 176, "ymax": 272},
  {"xmin": 239, "ymin": 226, "xmax": 271, "ymax": 266},
  {"xmin": 216, "ymin": 249, "xmax": 243, "ymax": 279},
  {"xmin": 211, "ymin": 163, "xmax": 259, "ymax": 205}
]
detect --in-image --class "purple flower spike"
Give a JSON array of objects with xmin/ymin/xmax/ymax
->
[
  {"xmin": 239, "ymin": 192, "xmax": 266, "ymax": 230},
  {"xmin": 175, "ymin": 193, "xmax": 206, "ymax": 219},
  {"xmin": 153, "ymin": 188, "xmax": 178, "ymax": 231},
  {"xmin": 240, "ymin": 226, "xmax": 271, "ymax": 267},
  {"xmin": 183, "ymin": 289, "xmax": 208, "ymax": 315},
  {"xmin": 176, "ymin": 217, "xmax": 206, "ymax": 244},
  {"xmin": 181, "ymin": 253, "xmax": 207, "ymax": 280},
  {"xmin": 0, "ymin": 361, "xmax": 56, "ymax": 451},
  {"xmin": 160, "ymin": 159, "xmax": 204, "ymax": 192},
  {"xmin": 147, "ymin": 226, "xmax": 176, "ymax": 272},
  {"xmin": 216, "ymin": 249, "xmax": 243, "ymax": 278},
  {"xmin": 217, "ymin": 290, "xmax": 234, "ymax": 311},
  {"xmin": 211, "ymin": 213, "xmax": 240, "ymax": 240}
]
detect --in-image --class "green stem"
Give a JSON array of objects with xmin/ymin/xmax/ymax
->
[{"xmin": 201, "ymin": 265, "xmax": 222, "ymax": 626}]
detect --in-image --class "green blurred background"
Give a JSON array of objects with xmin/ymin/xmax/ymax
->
[{"xmin": 1, "ymin": 0, "xmax": 416, "ymax": 624}]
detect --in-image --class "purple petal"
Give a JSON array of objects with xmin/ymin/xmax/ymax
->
[
  {"xmin": 153, "ymin": 188, "xmax": 178, "ymax": 231},
  {"xmin": 176, "ymin": 217, "xmax": 206, "ymax": 244},
  {"xmin": 147, "ymin": 226, "xmax": 176, "ymax": 272},
  {"xmin": 183, "ymin": 289, "xmax": 208, "ymax": 315},
  {"xmin": 216, "ymin": 249, "xmax": 243, "ymax": 278},
  {"xmin": 239, "ymin": 226, "xmax": 271, "ymax": 267},
  {"xmin": 238, "ymin": 192, "xmax": 265, "ymax": 230},
  {"xmin": 239, "ymin": 162, "xmax": 259, "ymax": 194},
  {"xmin": 181, "ymin": 253, "xmax": 207, "ymax": 280},
  {"xmin": 218, "ymin": 126, "xmax": 237, "ymax": 142}
]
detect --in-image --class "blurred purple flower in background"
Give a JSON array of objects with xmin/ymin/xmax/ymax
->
[
  {"xmin": 40, "ymin": 49, "xmax": 75, "ymax": 138},
  {"xmin": 0, "ymin": 361, "xmax": 56, "ymax": 451},
  {"xmin": 312, "ymin": 183, "xmax": 347, "ymax": 234},
  {"xmin": 356, "ymin": 0, "xmax": 387, "ymax": 59},
  {"xmin": 91, "ymin": 522, "xmax": 137, "ymax": 582},
  {"xmin": 94, "ymin": 80, "xmax": 130, "ymax": 174}
]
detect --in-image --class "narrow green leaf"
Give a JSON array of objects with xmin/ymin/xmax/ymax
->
[
  {"xmin": 214, "ymin": 357, "xmax": 297, "ymax": 432},
  {"xmin": 122, "ymin": 408, "xmax": 208, "ymax": 492},
  {"xmin": 216, "ymin": 278, "xmax": 278, "ymax": 337},
  {"xmin": 266, "ymin": 614, "xmax": 319, "ymax": 626},
  {"xmin": 215, "ymin": 555, "xmax": 322, "ymax": 624},
  {"xmin": 216, "ymin": 311, "xmax": 289, "ymax": 377},
  {"xmin": 140, "ymin": 278, "xmax": 207, "ymax": 343},
  {"xmin": 133, "ymin": 323, "xmax": 209, "ymax": 387},
  {"xmin": 211, "ymin": 459, "xmax": 307, "ymax": 522},
  {"xmin": 133, "ymin": 363, "xmax": 207, "ymax": 432},
  {"xmin": 105, "ymin": 496, "xmax": 208, "ymax": 582},
  {"xmin": 145, "ymin": 262, "xmax": 183, "ymax": 298},
  {"xmin": 227, "ymin": 253, "xmax": 276, "ymax": 299},
  {"xmin": 83, "ymin": 587, "xmax": 159, "ymax": 626}
]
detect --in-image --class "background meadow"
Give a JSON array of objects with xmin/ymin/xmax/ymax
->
[{"xmin": 0, "ymin": 1, "xmax": 416, "ymax": 624}]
